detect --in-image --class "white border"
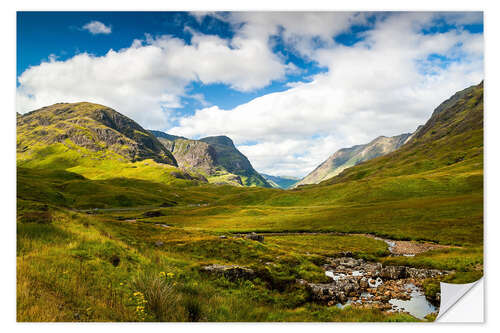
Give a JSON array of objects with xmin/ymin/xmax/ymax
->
[{"xmin": 2, "ymin": 0, "xmax": 498, "ymax": 332}]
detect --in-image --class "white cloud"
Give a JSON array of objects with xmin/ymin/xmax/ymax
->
[
  {"xmin": 170, "ymin": 13, "xmax": 484, "ymax": 177},
  {"xmin": 82, "ymin": 21, "xmax": 112, "ymax": 35},
  {"xmin": 208, "ymin": 12, "xmax": 367, "ymax": 58},
  {"xmin": 16, "ymin": 30, "xmax": 291, "ymax": 127}
]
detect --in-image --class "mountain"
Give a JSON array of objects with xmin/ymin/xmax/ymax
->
[
  {"xmin": 17, "ymin": 102, "xmax": 177, "ymax": 166},
  {"xmin": 149, "ymin": 130, "xmax": 187, "ymax": 142},
  {"xmin": 322, "ymin": 81, "xmax": 483, "ymax": 186},
  {"xmin": 261, "ymin": 174, "xmax": 300, "ymax": 189},
  {"xmin": 155, "ymin": 136, "xmax": 219, "ymax": 177},
  {"xmin": 16, "ymin": 102, "xmax": 213, "ymax": 209},
  {"xmin": 151, "ymin": 131, "xmax": 272, "ymax": 188},
  {"xmin": 294, "ymin": 133, "xmax": 412, "ymax": 187}
]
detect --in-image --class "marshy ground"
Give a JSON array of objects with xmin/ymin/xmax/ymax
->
[{"xmin": 17, "ymin": 197, "xmax": 482, "ymax": 322}]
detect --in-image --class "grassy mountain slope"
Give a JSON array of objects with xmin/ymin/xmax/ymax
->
[
  {"xmin": 294, "ymin": 133, "xmax": 412, "ymax": 187},
  {"xmin": 16, "ymin": 103, "xmax": 210, "ymax": 204},
  {"xmin": 18, "ymin": 102, "xmax": 177, "ymax": 166}
]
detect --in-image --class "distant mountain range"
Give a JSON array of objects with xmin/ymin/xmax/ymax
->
[
  {"xmin": 293, "ymin": 133, "xmax": 413, "ymax": 187},
  {"xmin": 261, "ymin": 174, "xmax": 300, "ymax": 189}
]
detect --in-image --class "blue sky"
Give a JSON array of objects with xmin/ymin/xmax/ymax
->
[{"xmin": 16, "ymin": 12, "xmax": 483, "ymax": 176}]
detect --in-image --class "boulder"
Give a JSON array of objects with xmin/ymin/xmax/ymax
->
[
  {"xmin": 201, "ymin": 264, "xmax": 256, "ymax": 281},
  {"xmin": 143, "ymin": 210, "xmax": 164, "ymax": 218},
  {"xmin": 406, "ymin": 267, "xmax": 443, "ymax": 279},
  {"xmin": 245, "ymin": 232, "xmax": 264, "ymax": 242},
  {"xmin": 380, "ymin": 265, "xmax": 407, "ymax": 280},
  {"xmin": 359, "ymin": 277, "xmax": 369, "ymax": 289}
]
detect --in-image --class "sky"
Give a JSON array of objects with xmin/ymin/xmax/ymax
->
[{"xmin": 16, "ymin": 11, "xmax": 484, "ymax": 177}]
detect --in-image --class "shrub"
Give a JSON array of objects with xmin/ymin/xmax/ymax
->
[
  {"xmin": 131, "ymin": 272, "xmax": 180, "ymax": 321},
  {"xmin": 184, "ymin": 297, "xmax": 203, "ymax": 322}
]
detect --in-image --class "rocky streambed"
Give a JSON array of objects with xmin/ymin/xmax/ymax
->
[
  {"xmin": 299, "ymin": 256, "xmax": 447, "ymax": 320},
  {"xmin": 361, "ymin": 234, "xmax": 454, "ymax": 256}
]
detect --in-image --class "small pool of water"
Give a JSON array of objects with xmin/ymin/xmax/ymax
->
[
  {"xmin": 368, "ymin": 277, "xmax": 383, "ymax": 288},
  {"xmin": 325, "ymin": 271, "xmax": 346, "ymax": 281},
  {"xmin": 384, "ymin": 240, "xmax": 396, "ymax": 252},
  {"xmin": 325, "ymin": 270, "xmax": 364, "ymax": 279},
  {"xmin": 388, "ymin": 284, "xmax": 436, "ymax": 320},
  {"xmin": 352, "ymin": 270, "xmax": 363, "ymax": 276}
]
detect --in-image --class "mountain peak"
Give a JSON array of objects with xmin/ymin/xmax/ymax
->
[
  {"xmin": 149, "ymin": 130, "xmax": 187, "ymax": 142},
  {"xmin": 152, "ymin": 131, "xmax": 271, "ymax": 188},
  {"xmin": 199, "ymin": 135, "xmax": 235, "ymax": 148},
  {"xmin": 17, "ymin": 102, "xmax": 177, "ymax": 166}
]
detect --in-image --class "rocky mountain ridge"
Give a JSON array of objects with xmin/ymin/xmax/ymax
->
[
  {"xmin": 294, "ymin": 133, "xmax": 412, "ymax": 187},
  {"xmin": 151, "ymin": 131, "xmax": 271, "ymax": 188}
]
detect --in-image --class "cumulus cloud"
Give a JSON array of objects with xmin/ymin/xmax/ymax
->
[
  {"xmin": 169, "ymin": 12, "xmax": 484, "ymax": 176},
  {"xmin": 82, "ymin": 21, "xmax": 112, "ymax": 34},
  {"xmin": 16, "ymin": 30, "xmax": 291, "ymax": 127},
  {"xmin": 204, "ymin": 11, "xmax": 367, "ymax": 58},
  {"xmin": 17, "ymin": 12, "xmax": 484, "ymax": 177}
]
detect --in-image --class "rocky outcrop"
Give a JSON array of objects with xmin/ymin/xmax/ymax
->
[
  {"xmin": 201, "ymin": 264, "xmax": 256, "ymax": 281},
  {"xmin": 158, "ymin": 138, "xmax": 218, "ymax": 175},
  {"xmin": 151, "ymin": 131, "xmax": 272, "ymax": 187},
  {"xmin": 245, "ymin": 232, "xmax": 264, "ymax": 242}
]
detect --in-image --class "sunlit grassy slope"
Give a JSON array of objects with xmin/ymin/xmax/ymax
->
[
  {"xmin": 17, "ymin": 102, "xmax": 177, "ymax": 165},
  {"xmin": 16, "ymin": 83, "xmax": 483, "ymax": 321}
]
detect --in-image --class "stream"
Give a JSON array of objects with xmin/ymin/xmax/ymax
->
[
  {"xmin": 388, "ymin": 284, "xmax": 436, "ymax": 320},
  {"xmin": 322, "ymin": 258, "xmax": 440, "ymax": 320}
]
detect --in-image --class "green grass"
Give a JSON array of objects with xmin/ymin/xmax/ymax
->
[{"xmin": 17, "ymin": 204, "xmax": 424, "ymax": 322}]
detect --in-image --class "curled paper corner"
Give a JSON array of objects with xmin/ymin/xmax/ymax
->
[{"xmin": 436, "ymin": 277, "xmax": 484, "ymax": 322}]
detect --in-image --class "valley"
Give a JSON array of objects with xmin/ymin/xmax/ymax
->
[{"xmin": 16, "ymin": 82, "xmax": 483, "ymax": 322}]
